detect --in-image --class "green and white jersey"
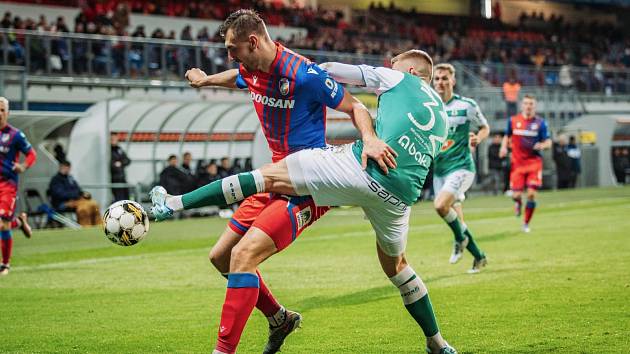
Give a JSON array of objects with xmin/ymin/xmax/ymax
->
[
  {"xmin": 433, "ymin": 93, "xmax": 488, "ymax": 177},
  {"xmin": 348, "ymin": 66, "xmax": 449, "ymax": 205}
]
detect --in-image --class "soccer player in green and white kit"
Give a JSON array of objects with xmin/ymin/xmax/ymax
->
[
  {"xmin": 432, "ymin": 63, "xmax": 489, "ymax": 273},
  {"xmin": 151, "ymin": 50, "xmax": 458, "ymax": 354}
]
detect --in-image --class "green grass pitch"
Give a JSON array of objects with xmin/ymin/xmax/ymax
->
[{"xmin": 1, "ymin": 187, "xmax": 629, "ymax": 353}]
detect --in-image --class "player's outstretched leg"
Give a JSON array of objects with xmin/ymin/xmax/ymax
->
[
  {"xmin": 377, "ymin": 245, "xmax": 457, "ymax": 354},
  {"xmin": 0, "ymin": 229, "xmax": 12, "ymax": 275},
  {"xmin": 150, "ymin": 170, "xmax": 267, "ymax": 221},
  {"xmin": 434, "ymin": 193, "xmax": 468, "ymax": 264},
  {"xmin": 150, "ymin": 162, "xmax": 295, "ymax": 221}
]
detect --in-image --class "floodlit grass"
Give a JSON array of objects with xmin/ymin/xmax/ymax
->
[{"xmin": 1, "ymin": 187, "xmax": 629, "ymax": 353}]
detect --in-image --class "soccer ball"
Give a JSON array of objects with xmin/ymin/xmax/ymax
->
[{"xmin": 103, "ymin": 200, "xmax": 150, "ymax": 246}]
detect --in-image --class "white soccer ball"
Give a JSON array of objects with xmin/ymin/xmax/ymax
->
[{"xmin": 102, "ymin": 200, "xmax": 150, "ymax": 246}]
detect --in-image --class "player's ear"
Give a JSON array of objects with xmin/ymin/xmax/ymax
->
[{"xmin": 249, "ymin": 34, "xmax": 258, "ymax": 50}]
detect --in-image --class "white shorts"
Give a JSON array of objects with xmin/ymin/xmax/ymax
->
[
  {"xmin": 433, "ymin": 169, "xmax": 475, "ymax": 203},
  {"xmin": 286, "ymin": 144, "xmax": 411, "ymax": 256}
]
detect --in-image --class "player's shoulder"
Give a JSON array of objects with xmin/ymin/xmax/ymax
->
[
  {"xmin": 276, "ymin": 48, "xmax": 310, "ymax": 78},
  {"xmin": 4, "ymin": 124, "xmax": 22, "ymax": 136},
  {"xmin": 454, "ymin": 93, "xmax": 479, "ymax": 108}
]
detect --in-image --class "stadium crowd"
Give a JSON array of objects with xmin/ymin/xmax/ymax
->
[{"xmin": 1, "ymin": 1, "xmax": 629, "ymax": 91}]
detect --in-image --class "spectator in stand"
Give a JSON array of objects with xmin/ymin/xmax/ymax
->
[
  {"xmin": 244, "ymin": 157, "xmax": 253, "ymax": 171},
  {"xmin": 181, "ymin": 152, "xmax": 196, "ymax": 193},
  {"xmin": 218, "ymin": 157, "xmax": 232, "ymax": 178},
  {"xmin": 110, "ymin": 133, "xmax": 131, "ymax": 202},
  {"xmin": 181, "ymin": 152, "xmax": 193, "ymax": 174},
  {"xmin": 197, "ymin": 162, "xmax": 220, "ymax": 187},
  {"xmin": 503, "ymin": 75, "xmax": 521, "ymax": 118},
  {"xmin": 1, "ymin": 12, "xmax": 11, "ymax": 28},
  {"xmin": 231, "ymin": 158, "xmax": 243, "ymax": 175},
  {"xmin": 48, "ymin": 161, "xmax": 101, "ymax": 226},
  {"xmin": 159, "ymin": 155, "xmax": 188, "ymax": 195},
  {"xmin": 567, "ymin": 136, "xmax": 581, "ymax": 188},
  {"xmin": 553, "ymin": 135, "xmax": 572, "ymax": 189},
  {"xmin": 487, "ymin": 133, "xmax": 505, "ymax": 195}
]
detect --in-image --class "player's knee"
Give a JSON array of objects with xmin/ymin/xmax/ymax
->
[
  {"xmin": 209, "ymin": 247, "xmax": 230, "ymax": 273},
  {"xmin": 396, "ymin": 256, "xmax": 409, "ymax": 274},
  {"xmin": 433, "ymin": 199, "xmax": 449, "ymax": 216},
  {"xmin": 230, "ymin": 242, "xmax": 255, "ymax": 267}
]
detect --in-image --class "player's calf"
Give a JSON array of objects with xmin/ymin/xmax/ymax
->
[{"xmin": 378, "ymin": 249, "xmax": 455, "ymax": 353}]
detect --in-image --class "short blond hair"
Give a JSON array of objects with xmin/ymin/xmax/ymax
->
[
  {"xmin": 523, "ymin": 94, "xmax": 536, "ymax": 101},
  {"xmin": 391, "ymin": 49, "xmax": 434, "ymax": 80},
  {"xmin": 0, "ymin": 97, "xmax": 8, "ymax": 112},
  {"xmin": 434, "ymin": 63, "xmax": 456, "ymax": 77}
]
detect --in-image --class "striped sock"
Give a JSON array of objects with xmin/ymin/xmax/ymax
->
[
  {"xmin": 389, "ymin": 266, "xmax": 440, "ymax": 337},
  {"xmin": 442, "ymin": 208, "xmax": 466, "ymax": 243},
  {"xmin": 181, "ymin": 170, "xmax": 265, "ymax": 210}
]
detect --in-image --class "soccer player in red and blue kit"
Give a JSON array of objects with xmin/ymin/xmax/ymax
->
[
  {"xmin": 181, "ymin": 10, "xmax": 380, "ymax": 354},
  {"xmin": 500, "ymin": 94, "xmax": 551, "ymax": 233},
  {"xmin": 0, "ymin": 97, "xmax": 36, "ymax": 276}
]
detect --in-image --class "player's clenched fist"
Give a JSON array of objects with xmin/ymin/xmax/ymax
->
[{"xmin": 185, "ymin": 68, "xmax": 208, "ymax": 88}]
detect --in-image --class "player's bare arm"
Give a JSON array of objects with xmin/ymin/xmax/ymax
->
[
  {"xmin": 533, "ymin": 138, "xmax": 552, "ymax": 151},
  {"xmin": 185, "ymin": 68, "xmax": 239, "ymax": 89},
  {"xmin": 470, "ymin": 124, "xmax": 490, "ymax": 148},
  {"xmin": 499, "ymin": 135, "xmax": 510, "ymax": 158},
  {"xmin": 334, "ymin": 91, "xmax": 397, "ymax": 173}
]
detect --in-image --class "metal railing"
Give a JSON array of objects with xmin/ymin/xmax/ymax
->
[
  {"xmin": 460, "ymin": 61, "xmax": 630, "ymax": 94},
  {"xmin": 0, "ymin": 28, "xmax": 385, "ymax": 81},
  {"xmin": 3, "ymin": 28, "xmax": 629, "ymax": 94}
]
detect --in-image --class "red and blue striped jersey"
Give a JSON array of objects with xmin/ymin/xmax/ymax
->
[
  {"xmin": 0, "ymin": 124, "xmax": 33, "ymax": 184},
  {"xmin": 506, "ymin": 114, "xmax": 549, "ymax": 166},
  {"xmin": 235, "ymin": 43, "xmax": 344, "ymax": 162}
]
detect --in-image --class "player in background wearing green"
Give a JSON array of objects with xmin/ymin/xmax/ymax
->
[
  {"xmin": 151, "ymin": 50, "xmax": 457, "ymax": 354},
  {"xmin": 432, "ymin": 64, "xmax": 489, "ymax": 273}
]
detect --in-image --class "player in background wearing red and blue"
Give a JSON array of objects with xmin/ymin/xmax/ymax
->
[
  {"xmin": 181, "ymin": 10, "xmax": 385, "ymax": 354},
  {"xmin": 500, "ymin": 94, "xmax": 551, "ymax": 233},
  {"xmin": 0, "ymin": 97, "xmax": 36, "ymax": 276}
]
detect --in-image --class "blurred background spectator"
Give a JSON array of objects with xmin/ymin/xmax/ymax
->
[
  {"xmin": 110, "ymin": 133, "xmax": 130, "ymax": 202},
  {"xmin": 48, "ymin": 161, "xmax": 101, "ymax": 226}
]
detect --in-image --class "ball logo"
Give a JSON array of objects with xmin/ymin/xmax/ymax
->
[{"xmin": 279, "ymin": 78, "xmax": 290, "ymax": 96}]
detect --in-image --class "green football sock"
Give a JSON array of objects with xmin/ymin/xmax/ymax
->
[
  {"xmin": 463, "ymin": 227, "xmax": 484, "ymax": 260},
  {"xmin": 442, "ymin": 208, "xmax": 466, "ymax": 242},
  {"xmin": 182, "ymin": 171, "xmax": 264, "ymax": 209},
  {"xmin": 389, "ymin": 266, "xmax": 440, "ymax": 337}
]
